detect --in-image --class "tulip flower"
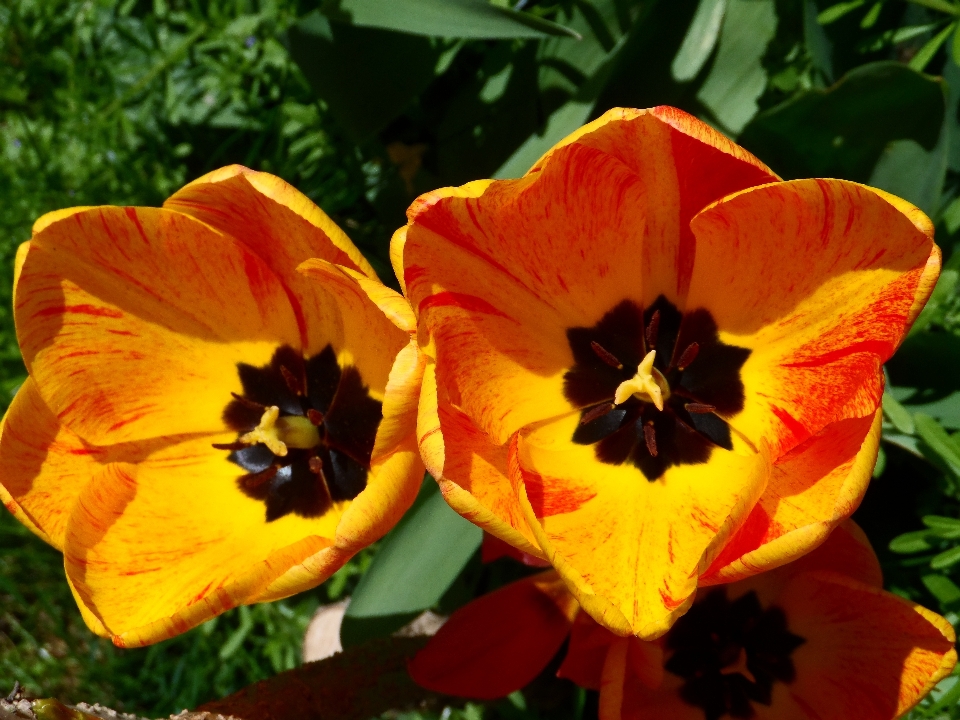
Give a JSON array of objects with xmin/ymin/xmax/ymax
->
[
  {"xmin": 394, "ymin": 106, "xmax": 940, "ymax": 637},
  {"xmin": 0, "ymin": 166, "xmax": 424, "ymax": 646},
  {"xmin": 410, "ymin": 523, "xmax": 957, "ymax": 720}
]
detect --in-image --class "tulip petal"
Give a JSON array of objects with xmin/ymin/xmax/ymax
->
[
  {"xmin": 17, "ymin": 207, "xmax": 302, "ymax": 444},
  {"xmin": 760, "ymin": 572, "xmax": 957, "ymax": 720},
  {"xmin": 402, "ymin": 109, "xmax": 776, "ymax": 446},
  {"xmin": 514, "ymin": 415, "xmax": 771, "ymax": 639},
  {"xmin": 418, "ymin": 360, "xmax": 543, "ymax": 556},
  {"xmin": 166, "ymin": 167, "xmax": 378, "ymax": 355},
  {"xmin": 409, "ymin": 571, "xmax": 578, "ymax": 699},
  {"xmin": 701, "ymin": 408, "xmax": 882, "ymax": 585},
  {"xmin": 0, "ymin": 378, "xmax": 108, "ymax": 549},
  {"xmin": 686, "ymin": 179, "xmax": 939, "ymax": 458},
  {"xmin": 559, "ymin": 613, "xmax": 618, "ymax": 690},
  {"xmin": 296, "ymin": 259, "xmax": 410, "ymax": 410},
  {"xmin": 63, "ymin": 436, "xmax": 344, "ymax": 645}
]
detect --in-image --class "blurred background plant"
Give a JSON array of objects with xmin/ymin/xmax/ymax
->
[{"xmin": 3, "ymin": 0, "xmax": 960, "ymax": 717}]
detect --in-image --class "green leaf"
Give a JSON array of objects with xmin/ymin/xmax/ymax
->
[
  {"xmin": 922, "ymin": 516, "xmax": 960, "ymax": 540},
  {"xmin": 870, "ymin": 133, "xmax": 947, "ymax": 216},
  {"xmin": 804, "ymin": 0, "xmax": 834, "ymax": 83},
  {"xmin": 286, "ymin": 11, "xmax": 445, "ymax": 141},
  {"xmin": 922, "ymin": 573, "xmax": 960, "ymax": 604},
  {"xmin": 906, "ymin": 0, "xmax": 960, "ymax": 16},
  {"xmin": 341, "ymin": 480, "xmax": 481, "ymax": 646},
  {"xmin": 953, "ymin": 20, "xmax": 960, "ymax": 65},
  {"xmin": 739, "ymin": 62, "xmax": 945, "ymax": 182},
  {"xmin": 908, "ymin": 267, "xmax": 959, "ymax": 334},
  {"xmin": 915, "ymin": 413, "xmax": 960, "ymax": 477},
  {"xmin": 817, "ymin": 0, "xmax": 865, "ymax": 24},
  {"xmin": 883, "ymin": 391, "xmax": 916, "ymax": 435},
  {"xmin": 671, "ymin": 0, "xmax": 727, "ymax": 82},
  {"xmin": 909, "ymin": 22, "xmax": 956, "ymax": 73},
  {"xmin": 860, "ymin": 1, "xmax": 882, "ymax": 28},
  {"xmin": 322, "ymin": 0, "xmax": 581, "ymax": 39},
  {"xmin": 872, "ymin": 444, "xmax": 886, "ymax": 477},
  {"xmin": 696, "ymin": 0, "xmax": 778, "ymax": 134},
  {"xmin": 931, "ymin": 545, "xmax": 960, "ymax": 569},
  {"xmin": 889, "ymin": 530, "xmax": 934, "ymax": 554}
]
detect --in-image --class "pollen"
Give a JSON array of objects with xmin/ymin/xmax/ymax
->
[
  {"xmin": 239, "ymin": 405, "xmax": 321, "ymax": 456},
  {"xmin": 614, "ymin": 350, "xmax": 670, "ymax": 410}
]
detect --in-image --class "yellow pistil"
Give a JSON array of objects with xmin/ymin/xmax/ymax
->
[
  {"xmin": 239, "ymin": 406, "xmax": 321, "ymax": 456},
  {"xmin": 614, "ymin": 350, "xmax": 670, "ymax": 410}
]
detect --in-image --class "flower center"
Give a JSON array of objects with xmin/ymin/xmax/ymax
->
[
  {"xmin": 217, "ymin": 344, "xmax": 382, "ymax": 522},
  {"xmin": 562, "ymin": 296, "xmax": 751, "ymax": 481},
  {"xmin": 664, "ymin": 588, "xmax": 805, "ymax": 720}
]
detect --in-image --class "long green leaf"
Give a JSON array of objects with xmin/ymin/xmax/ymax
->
[
  {"xmin": 324, "ymin": 0, "xmax": 581, "ymax": 39},
  {"xmin": 909, "ymin": 22, "xmax": 956, "ymax": 72},
  {"xmin": 915, "ymin": 413, "xmax": 960, "ymax": 477},
  {"xmin": 883, "ymin": 391, "xmax": 916, "ymax": 435},
  {"xmin": 906, "ymin": 0, "xmax": 960, "ymax": 16},
  {"xmin": 671, "ymin": 0, "xmax": 727, "ymax": 82},
  {"xmin": 341, "ymin": 480, "xmax": 481, "ymax": 644},
  {"xmin": 696, "ymin": 0, "xmax": 778, "ymax": 134}
]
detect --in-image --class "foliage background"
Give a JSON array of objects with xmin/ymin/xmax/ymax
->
[{"xmin": 2, "ymin": 0, "xmax": 960, "ymax": 717}]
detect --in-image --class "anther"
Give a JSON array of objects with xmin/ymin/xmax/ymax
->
[
  {"xmin": 643, "ymin": 422, "xmax": 658, "ymax": 457},
  {"xmin": 677, "ymin": 342, "xmax": 700, "ymax": 370},
  {"xmin": 580, "ymin": 403, "xmax": 615, "ymax": 425},
  {"xmin": 685, "ymin": 403, "xmax": 716, "ymax": 414},
  {"xmin": 590, "ymin": 341, "xmax": 623, "ymax": 369},
  {"xmin": 645, "ymin": 310, "xmax": 660, "ymax": 349},
  {"xmin": 241, "ymin": 466, "xmax": 278, "ymax": 490},
  {"xmin": 231, "ymin": 392, "xmax": 265, "ymax": 410},
  {"xmin": 308, "ymin": 456, "xmax": 324, "ymax": 475},
  {"xmin": 212, "ymin": 441, "xmax": 248, "ymax": 451},
  {"xmin": 307, "ymin": 408, "xmax": 325, "ymax": 426},
  {"xmin": 280, "ymin": 364, "xmax": 304, "ymax": 396}
]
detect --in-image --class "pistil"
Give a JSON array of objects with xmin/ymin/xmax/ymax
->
[
  {"xmin": 239, "ymin": 406, "xmax": 322, "ymax": 456},
  {"xmin": 613, "ymin": 350, "xmax": 671, "ymax": 410}
]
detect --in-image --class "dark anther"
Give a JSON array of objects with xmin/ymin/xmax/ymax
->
[
  {"xmin": 211, "ymin": 441, "xmax": 249, "ymax": 451},
  {"xmin": 677, "ymin": 342, "xmax": 700, "ymax": 370},
  {"xmin": 590, "ymin": 341, "xmax": 623, "ymax": 369},
  {"xmin": 230, "ymin": 392, "xmax": 265, "ymax": 410},
  {"xmin": 645, "ymin": 309, "xmax": 660, "ymax": 349},
  {"xmin": 241, "ymin": 466, "xmax": 279, "ymax": 490},
  {"xmin": 580, "ymin": 403, "xmax": 615, "ymax": 425},
  {"xmin": 644, "ymin": 422, "xmax": 658, "ymax": 457},
  {"xmin": 685, "ymin": 403, "xmax": 717, "ymax": 414},
  {"xmin": 280, "ymin": 364, "xmax": 304, "ymax": 396},
  {"xmin": 308, "ymin": 456, "xmax": 324, "ymax": 475},
  {"xmin": 307, "ymin": 408, "xmax": 325, "ymax": 425}
]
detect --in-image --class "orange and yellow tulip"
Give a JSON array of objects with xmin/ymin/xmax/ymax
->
[
  {"xmin": 0, "ymin": 166, "xmax": 424, "ymax": 646},
  {"xmin": 411, "ymin": 523, "xmax": 957, "ymax": 720},
  {"xmin": 393, "ymin": 106, "xmax": 940, "ymax": 638}
]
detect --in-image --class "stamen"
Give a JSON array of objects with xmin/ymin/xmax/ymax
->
[
  {"xmin": 614, "ymin": 350, "xmax": 666, "ymax": 410},
  {"xmin": 212, "ymin": 441, "xmax": 248, "ymax": 451},
  {"xmin": 308, "ymin": 456, "xmax": 324, "ymax": 475},
  {"xmin": 677, "ymin": 342, "xmax": 700, "ymax": 370},
  {"xmin": 307, "ymin": 408, "xmax": 325, "ymax": 426},
  {"xmin": 280, "ymin": 364, "xmax": 304, "ymax": 396},
  {"xmin": 580, "ymin": 403, "xmax": 615, "ymax": 425},
  {"xmin": 644, "ymin": 422, "xmax": 658, "ymax": 457},
  {"xmin": 685, "ymin": 403, "xmax": 716, "ymax": 414},
  {"xmin": 590, "ymin": 341, "xmax": 623, "ymax": 369},
  {"xmin": 241, "ymin": 466, "xmax": 278, "ymax": 490},
  {"xmin": 645, "ymin": 310, "xmax": 660, "ymax": 349},
  {"xmin": 231, "ymin": 392, "xmax": 265, "ymax": 410}
]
